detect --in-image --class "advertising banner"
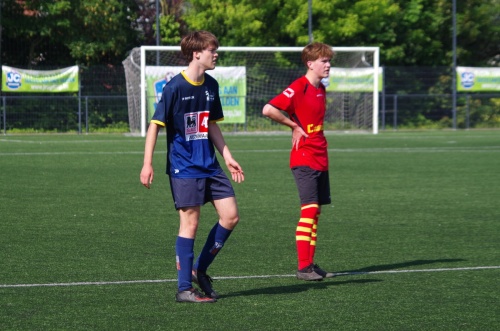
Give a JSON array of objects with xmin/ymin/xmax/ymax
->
[
  {"xmin": 1, "ymin": 65, "xmax": 79, "ymax": 93},
  {"xmin": 146, "ymin": 66, "xmax": 246, "ymax": 123},
  {"xmin": 457, "ymin": 66, "xmax": 500, "ymax": 91},
  {"xmin": 325, "ymin": 67, "xmax": 383, "ymax": 92}
]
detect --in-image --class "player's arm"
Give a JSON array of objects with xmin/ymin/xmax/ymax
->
[
  {"xmin": 208, "ymin": 121, "xmax": 244, "ymax": 183},
  {"xmin": 262, "ymin": 103, "xmax": 308, "ymax": 150},
  {"xmin": 140, "ymin": 122, "xmax": 161, "ymax": 189}
]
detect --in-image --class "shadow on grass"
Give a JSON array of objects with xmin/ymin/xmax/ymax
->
[
  {"xmin": 338, "ymin": 258, "xmax": 466, "ymax": 274},
  {"xmin": 221, "ymin": 278, "xmax": 381, "ymax": 298},
  {"xmin": 221, "ymin": 259, "xmax": 465, "ymax": 298}
]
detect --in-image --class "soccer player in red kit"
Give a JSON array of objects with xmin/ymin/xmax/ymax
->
[{"xmin": 262, "ymin": 42, "xmax": 335, "ymax": 281}]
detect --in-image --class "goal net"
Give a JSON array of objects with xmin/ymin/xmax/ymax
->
[{"xmin": 123, "ymin": 46, "xmax": 380, "ymax": 136}]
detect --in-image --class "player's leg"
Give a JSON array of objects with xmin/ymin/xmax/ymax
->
[
  {"xmin": 193, "ymin": 172, "xmax": 238, "ymax": 298},
  {"xmin": 175, "ymin": 206, "xmax": 215, "ymax": 302},
  {"xmin": 309, "ymin": 207, "xmax": 319, "ymax": 263},
  {"xmin": 194, "ymin": 172, "xmax": 238, "ymax": 272},
  {"xmin": 311, "ymin": 170, "xmax": 335, "ymax": 278},
  {"xmin": 176, "ymin": 206, "xmax": 200, "ymax": 291},
  {"xmin": 194, "ymin": 196, "xmax": 238, "ymax": 272},
  {"xmin": 296, "ymin": 203, "xmax": 320, "ymax": 272},
  {"xmin": 310, "ymin": 170, "xmax": 330, "ymax": 263},
  {"xmin": 292, "ymin": 167, "xmax": 323, "ymax": 281},
  {"xmin": 171, "ymin": 177, "xmax": 215, "ymax": 303}
]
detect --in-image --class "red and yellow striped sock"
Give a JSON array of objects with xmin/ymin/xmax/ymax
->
[
  {"xmin": 309, "ymin": 212, "xmax": 320, "ymax": 264},
  {"xmin": 296, "ymin": 203, "xmax": 319, "ymax": 270}
]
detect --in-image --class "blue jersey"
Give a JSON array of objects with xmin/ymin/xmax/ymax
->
[{"xmin": 151, "ymin": 71, "xmax": 224, "ymax": 178}]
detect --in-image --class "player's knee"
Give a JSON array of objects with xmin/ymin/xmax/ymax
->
[
  {"xmin": 229, "ymin": 214, "xmax": 240, "ymax": 227},
  {"xmin": 221, "ymin": 214, "xmax": 239, "ymax": 229}
]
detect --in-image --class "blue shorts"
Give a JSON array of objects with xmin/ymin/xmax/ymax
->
[
  {"xmin": 291, "ymin": 166, "xmax": 331, "ymax": 205},
  {"xmin": 169, "ymin": 171, "xmax": 235, "ymax": 210}
]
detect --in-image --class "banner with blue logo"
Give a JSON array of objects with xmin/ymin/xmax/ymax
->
[
  {"xmin": 457, "ymin": 67, "xmax": 500, "ymax": 92},
  {"xmin": 1, "ymin": 65, "xmax": 79, "ymax": 93}
]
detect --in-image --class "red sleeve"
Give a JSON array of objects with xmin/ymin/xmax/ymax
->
[{"xmin": 268, "ymin": 79, "xmax": 302, "ymax": 116}]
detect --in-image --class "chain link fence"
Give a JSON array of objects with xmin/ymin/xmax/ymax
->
[{"xmin": 1, "ymin": 66, "xmax": 499, "ymax": 134}]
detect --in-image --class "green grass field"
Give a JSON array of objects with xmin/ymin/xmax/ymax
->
[{"xmin": 1, "ymin": 130, "xmax": 499, "ymax": 330}]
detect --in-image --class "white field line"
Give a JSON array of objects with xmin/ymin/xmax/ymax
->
[{"xmin": 1, "ymin": 266, "xmax": 498, "ymax": 289}]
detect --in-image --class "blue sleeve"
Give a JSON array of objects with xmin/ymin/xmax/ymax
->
[
  {"xmin": 152, "ymin": 83, "xmax": 176, "ymax": 125},
  {"xmin": 209, "ymin": 77, "xmax": 224, "ymax": 122}
]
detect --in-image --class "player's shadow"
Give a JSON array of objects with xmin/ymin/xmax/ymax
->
[
  {"xmin": 221, "ymin": 258, "xmax": 465, "ymax": 298},
  {"xmin": 337, "ymin": 258, "xmax": 466, "ymax": 274},
  {"xmin": 221, "ymin": 278, "xmax": 381, "ymax": 298}
]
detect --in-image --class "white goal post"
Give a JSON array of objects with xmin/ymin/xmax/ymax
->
[{"xmin": 123, "ymin": 46, "xmax": 380, "ymax": 136}]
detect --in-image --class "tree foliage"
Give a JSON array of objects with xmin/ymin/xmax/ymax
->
[
  {"xmin": 182, "ymin": 0, "xmax": 499, "ymax": 66},
  {"xmin": 0, "ymin": 0, "xmax": 498, "ymax": 66},
  {"xmin": 67, "ymin": 0, "xmax": 138, "ymax": 65},
  {"xmin": 1, "ymin": 0, "xmax": 138, "ymax": 66},
  {"xmin": 2, "ymin": 0, "xmax": 73, "ymax": 66}
]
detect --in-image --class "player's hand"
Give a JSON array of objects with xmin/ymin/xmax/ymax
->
[
  {"xmin": 140, "ymin": 164, "xmax": 154, "ymax": 189},
  {"xmin": 226, "ymin": 159, "xmax": 245, "ymax": 183},
  {"xmin": 292, "ymin": 126, "xmax": 308, "ymax": 151}
]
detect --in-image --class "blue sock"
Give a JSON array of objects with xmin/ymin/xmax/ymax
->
[
  {"xmin": 194, "ymin": 222, "xmax": 232, "ymax": 272},
  {"xmin": 175, "ymin": 236, "xmax": 194, "ymax": 291}
]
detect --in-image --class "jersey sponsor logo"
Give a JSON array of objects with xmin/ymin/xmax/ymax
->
[
  {"xmin": 306, "ymin": 124, "xmax": 323, "ymax": 133},
  {"xmin": 182, "ymin": 95, "xmax": 195, "ymax": 101},
  {"xmin": 185, "ymin": 111, "xmax": 209, "ymax": 141},
  {"xmin": 205, "ymin": 89, "xmax": 215, "ymax": 102},
  {"xmin": 282, "ymin": 87, "xmax": 295, "ymax": 98}
]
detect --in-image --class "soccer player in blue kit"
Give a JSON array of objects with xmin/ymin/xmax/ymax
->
[{"xmin": 140, "ymin": 31, "xmax": 244, "ymax": 303}]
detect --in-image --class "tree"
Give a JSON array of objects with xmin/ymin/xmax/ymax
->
[
  {"xmin": 1, "ymin": 0, "xmax": 139, "ymax": 67},
  {"xmin": 1, "ymin": 0, "xmax": 498, "ymax": 67},
  {"xmin": 181, "ymin": 0, "xmax": 499, "ymax": 67},
  {"xmin": 157, "ymin": 0, "xmax": 184, "ymax": 45},
  {"xmin": 67, "ymin": 0, "xmax": 139, "ymax": 65},
  {"xmin": 385, "ymin": 0, "xmax": 451, "ymax": 65},
  {"xmin": 132, "ymin": 0, "xmax": 184, "ymax": 46},
  {"xmin": 1, "ymin": 0, "xmax": 73, "ymax": 66},
  {"xmin": 456, "ymin": 0, "xmax": 500, "ymax": 66}
]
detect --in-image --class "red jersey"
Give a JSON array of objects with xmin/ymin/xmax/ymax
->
[{"xmin": 268, "ymin": 76, "xmax": 328, "ymax": 171}]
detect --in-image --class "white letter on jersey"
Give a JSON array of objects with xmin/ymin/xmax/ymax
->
[{"xmin": 201, "ymin": 115, "xmax": 209, "ymax": 129}]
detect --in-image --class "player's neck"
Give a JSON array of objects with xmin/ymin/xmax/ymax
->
[
  {"xmin": 184, "ymin": 64, "xmax": 205, "ymax": 83},
  {"xmin": 305, "ymin": 72, "xmax": 321, "ymax": 88}
]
